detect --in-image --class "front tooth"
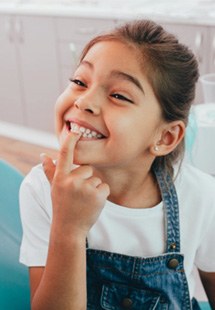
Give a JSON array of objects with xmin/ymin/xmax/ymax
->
[
  {"xmin": 79, "ymin": 127, "xmax": 86, "ymax": 133},
  {"xmin": 70, "ymin": 123, "xmax": 79, "ymax": 132},
  {"xmin": 70, "ymin": 122, "xmax": 102, "ymax": 138},
  {"xmin": 74, "ymin": 124, "xmax": 79, "ymax": 131}
]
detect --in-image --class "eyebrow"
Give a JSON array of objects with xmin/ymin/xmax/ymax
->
[
  {"xmin": 79, "ymin": 60, "xmax": 93, "ymax": 69},
  {"xmin": 111, "ymin": 70, "xmax": 145, "ymax": 94},
  {"xmin": 79, "ymin": 60, "xmax": 145, "ymax": 94}
]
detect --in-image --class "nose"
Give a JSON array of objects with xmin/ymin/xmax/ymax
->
[{"xmin": 74, "ymin": 91, "xmax": 101, "ymax": 115}]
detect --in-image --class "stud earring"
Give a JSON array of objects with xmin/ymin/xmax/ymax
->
[{"xmin": 154, "ymin": 145, "xmax": 159, "ymax": 151}]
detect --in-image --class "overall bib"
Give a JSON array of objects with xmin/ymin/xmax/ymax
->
[{"xmin": 86, "ymin": 168, "xmax": 201, "ymax": 310}]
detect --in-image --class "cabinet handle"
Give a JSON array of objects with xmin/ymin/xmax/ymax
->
[
  {"xmin": 15, "ymin": 18, "xmax": 24, "ymax": 43},
  {"xmin": 4, "ymin": 17, "xmax": 14, "ymax": 42},
  {"xmin": 195, "ymin": 32, "xmax": 203, "ymax": 64},
  {"xmin": 69, "ymin": 42, "xmax": 78, "ymax": 65}
]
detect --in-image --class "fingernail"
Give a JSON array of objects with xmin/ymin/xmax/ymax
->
[
  {"xmin": 71, "ymin": 129, "xmax": 81, "ymax": 136},
  {"xmin": 70, "ymin": 131, "xmax": 82, "ymax": 140}
]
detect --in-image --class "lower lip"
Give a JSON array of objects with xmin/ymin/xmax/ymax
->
[{"xmin": 78, "ymin": 136, "xmax": 103, "ymax": 142}]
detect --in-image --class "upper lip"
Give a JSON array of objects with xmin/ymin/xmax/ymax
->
[{"xmin": 66, "ymin": 118, "xmax": 107, "ymax": 137}]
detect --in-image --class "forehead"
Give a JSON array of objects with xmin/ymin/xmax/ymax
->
[{"xmin": 82, "ymin": 40, "xmax": 144, "ymax": 75}]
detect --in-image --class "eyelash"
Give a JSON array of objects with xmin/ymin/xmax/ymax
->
[
  {"xmin": 69, "ymin": 78, "xmax": 134, "ymax": 104},
  {"xmin": 110, "ymin": 93, "xmax": 134, "ymax": 104},
  {"xmin": 70, "ymin": 78, "xmax": 87, "ymax": 87}
]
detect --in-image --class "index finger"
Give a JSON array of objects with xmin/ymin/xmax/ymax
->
[{"xmin": 56, "ymin": 131, "xmax": 81, "ymax": 174}]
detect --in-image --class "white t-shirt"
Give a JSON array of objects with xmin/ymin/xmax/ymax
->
[{"xmin": 19, "ymin": 163, "xmax": 215, "ymax": 299}]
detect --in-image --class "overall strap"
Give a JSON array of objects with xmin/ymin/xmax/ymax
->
[{"xmin": 154, "ymin": 167, "xmax": 181, "ymax": 253}]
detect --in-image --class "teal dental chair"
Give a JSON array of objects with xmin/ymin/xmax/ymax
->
[
  {"xmin": 0, "ymin": 159, "xmax": 30, "ymax": 309},
  {"xmin": 199, "ymin": 302, "xmax": 212, "ymax": 310}
]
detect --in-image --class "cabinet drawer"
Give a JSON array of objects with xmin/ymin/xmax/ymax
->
[{"xmin": 56, "ymin": 17, "xmax": 116, "ymax": 41}]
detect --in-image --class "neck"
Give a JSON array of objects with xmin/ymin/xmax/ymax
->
[{"xmin": 93, "ymin": 164, "xmax": 161, "ymax": 209}]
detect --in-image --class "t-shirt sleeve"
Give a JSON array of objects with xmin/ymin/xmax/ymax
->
[
  {"xmin": 195, "ymin": 184, "xmax": 215, "ymax": 272},
  {"xmin": 19, "ymin": 165, "xmax": 52, "ymax": 267}
]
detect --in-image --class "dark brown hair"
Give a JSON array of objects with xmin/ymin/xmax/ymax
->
[{"xmin": 80, "ymin": 20, "xmax": 199, "ymax": 176}]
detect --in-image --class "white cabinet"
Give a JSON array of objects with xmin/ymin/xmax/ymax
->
[
  {"xmin": 0, "ymin": 15, "xmax": 25, "ymax": 125},
  {"xmin": 19, "ymin": 15, "xmax": 60, "ymax": 132},
  {"xmin": 55, "ymin": 17, "xmax": 116, "ymax": 91},
  {"xmin": 0, "ymin": 15, "xmax": 60, "ymax": 132},
  {"xmin": 1, "ymin": 11, "xmax": 215, "ymax": 133}
]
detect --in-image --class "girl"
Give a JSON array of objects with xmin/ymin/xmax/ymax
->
[{"xmin": 19, "ymin": 20, "xmax": 215, "ymax": 309}]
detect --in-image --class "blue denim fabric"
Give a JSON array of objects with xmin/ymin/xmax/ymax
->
[{"xmin": 86, "ymin": 167, "xmax": 200, "ymax": 309}]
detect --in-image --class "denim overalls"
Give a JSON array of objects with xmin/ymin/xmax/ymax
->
[{"xmin": 86, "ymin": 167, "xmax": 200, "ymax": 309}]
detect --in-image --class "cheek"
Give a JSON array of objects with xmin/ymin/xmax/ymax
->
[
  {"xmin": 106, "ymin": 119, "xmax": 136, "ymax": 153},
  {"xmin": 109, "ymin": 114, "xmax": 154, "ymax": 151},
  {"xmin": 55, "ymin": 92, "xmax": 69, "ymax": 117},
  {"xmin": 107, "ymin": 113, "xmax": 137, "ymax": 138},
  {"xmin": 54, "ymin": 102, "xmax": 63, "ymax": 135},
  {"xmin": 54, "ymin": 92, "xmax": 74, "ymax": 131}
]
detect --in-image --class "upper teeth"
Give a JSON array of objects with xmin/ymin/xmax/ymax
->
[{"xmin": 70, "ymin": 122, "xmax": 103, "ymax": 139}]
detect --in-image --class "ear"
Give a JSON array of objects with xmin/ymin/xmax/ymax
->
[{"xmin": 150, "ymin": 121, "xmax": 185, "ymax": 156}]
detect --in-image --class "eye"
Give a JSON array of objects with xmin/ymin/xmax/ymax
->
[
  {"xmin": 69, "ymin": 78, "xmax": 87, "ymax": 88},
  {"xmin": 111, "ymin": 93, "xmax": 134, "ymax": 104}
]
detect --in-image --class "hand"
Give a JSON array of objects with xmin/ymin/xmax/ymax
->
[{"xmin": 41, "ymin": 132, "xmax": 110, "ymax": 238}]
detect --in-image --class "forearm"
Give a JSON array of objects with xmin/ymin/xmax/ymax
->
[{"xmin": 32, "ymin": 226, "xmax": 87, "ymax": 310}]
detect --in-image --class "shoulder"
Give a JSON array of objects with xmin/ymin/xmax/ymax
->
[
  {"xmin": 174, "ymin": 163, "xmax": 215, "ymax": 221},
  {"xmin": 175, "ymin": 164, "xmax": 215, "ymax": 272},
  {"xmin": 174, "ymin": 162, "xmax": 215, "ymax": 196},
  {"xmin": 20, "ymin": 164, "xmax": 51, "ymax": 206},
  {"xmin": 19, "ymin": 165, "xmax": 52, "ymax": 266},
  {"xmin": 21, "ymin": 164, "xmax": 49, "ymax": 187}
]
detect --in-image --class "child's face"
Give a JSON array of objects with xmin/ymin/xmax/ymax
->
[{"xmin": 55, "ymin": 41, "xmax": 165, "ymax": 169}]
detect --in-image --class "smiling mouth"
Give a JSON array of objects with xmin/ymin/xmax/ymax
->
[{"xmin": 66, "ymin": 121, "xmax": 105, "ymax": 139}]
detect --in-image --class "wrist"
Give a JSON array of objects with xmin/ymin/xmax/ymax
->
[{"xmin": 50, "ymin": 219, "xmax": 88, "ymax": 246}]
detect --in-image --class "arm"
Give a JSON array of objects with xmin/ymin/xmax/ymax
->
[
  {"xmin": 30, "ymin": 234, "xmax": 87, "ymax": 310},
  {"xmin": 30, "ymin": 132, "xmax": 109, "ymax": 310},
  {"xmin": 198, "ymin": 269, "xmax": 215, "ymax": 310}
]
